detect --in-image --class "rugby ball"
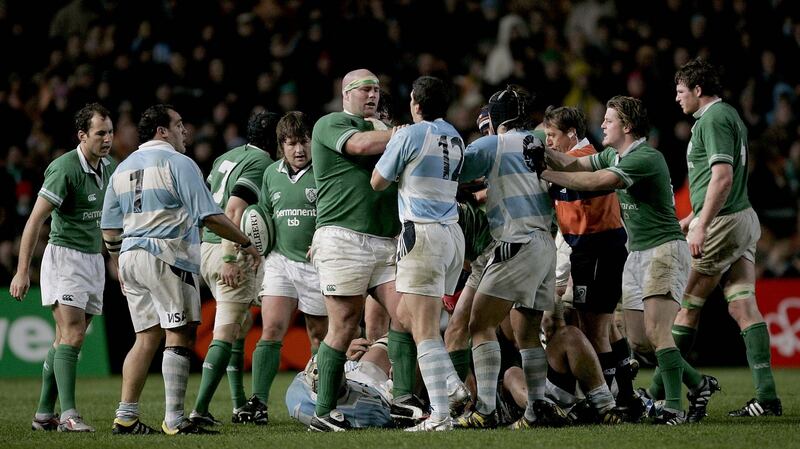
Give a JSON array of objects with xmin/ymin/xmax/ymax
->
[{"xmin": 240, "ymin": 204, "xmax": 275, "ymax": 256}]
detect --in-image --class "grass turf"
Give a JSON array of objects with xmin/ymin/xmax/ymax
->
[{"xmin": 0, "ymin": 368, "xmax": 796, "ymax": 448}]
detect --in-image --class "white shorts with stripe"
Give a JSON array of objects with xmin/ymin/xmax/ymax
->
[
  {"xmin": 396, "ymin": 222, "xmax": 465, "ymax": 298},
  {"xmin": 40, "ymin": 244, "xmax": 104, "ymax": 315},
  {"xmin": 311, "ymin": 226, "xmax": 396, "ymax": 297},
  {"xmin": 259, "ymin": 251, "xmax": 327, "ymax": 316},
  {"xmin": 119, "ymin": 249, "xmax": 201, "ymax": 332},
  {"xmin": 477, "ymin": 231, "xmax": 556, "ymax": 311}
]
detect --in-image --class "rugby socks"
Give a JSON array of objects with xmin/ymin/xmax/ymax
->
[
  {"xmin": 194, "ymin": 339, "xmax": 232, "ymax": 414},
  {"xmin": 656, "ymin": 347, "xmax": 684, "ymax": 411},
  {"xmin": 472, "ymin": 341, "xmax": 501, "ymax": 414},
  {"xmin": 35, "ymin": 346, "xmax": 58, "ymax": 415},
  {"xmin": 586, "ymin": 384, "xmax": 615, "ymax": 414},
  {"xmin": 521, "ymin": 347, "xmax": 547, "ymax": 421},
  {"xmin": 115, "ymin": 401, "xmax": 140, "ymax": 421},
  {"xmin": 742, "ymin": 322, "xmax": 778, "ymax": 401},
  {"xmin": 53, "ymin": 344, "xmax": 79, "ymax": 415},
  {"xmin": 228, "ymin": 338, "xmax": 247, "ymax": 409},
  {"xmin": 672, "ymin": 325, "xmax": 697, "ymax": 354},
  {"xmin": 611, "ymin": 338, "xmax": 635, "ymax": 400},
  {"xmin": 449, "ymin": 349, "xmax": 471, "ymax": 381},
  {"xmin": 598, "ymin": 351, "xmax": 616, "ymax": 388},
  {"xmin": 163, "ymin": 347, "xmax": 191, "ymax": 429},
  {"xmin": 418, "ymin": 339, "xmax": 456, "ymax": 420},
  {"xmin": 649, "ymin": 325, "xmax": 697, "ymax": 399},
  {"xmin": 315, "ymin": 342, "xmax": 347, "ymax": 416},
  {"xmin": 388, "ymin": 330, "xmax": 417, "ymax": 397},
  {"xmin": 252, "ymin": 340, "xmax": 282, "ymax": 404}
]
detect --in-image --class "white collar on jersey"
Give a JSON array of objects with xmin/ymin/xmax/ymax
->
[
  {"xmin": 76, "ymin": 144, "xmax": 111, "ymax": 174},
  {"xmin": 618, "ymin": 137, "xmax": 646, "ymax": 158},
  {"xmin": 277, "ymin": 159, "xmax": 313, "ymax": 183},
  {"xmin": 692, "ymin": 97, "xmax": 722, "ymax": 119}
]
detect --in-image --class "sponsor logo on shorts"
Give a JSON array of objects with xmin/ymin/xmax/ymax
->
[
  {"xmin": 325, "ymin": 284, "xmax": 336, "ymax": 293},
  {"xmin": 574, "ymin": 286, "xmax": 587, "ymax": 304},
  {"xmin": 167, "ymin": 311, "xmax": 186, "ymax": 324},
  {"xmin": 61, "ymin": 294, "xmax": 74, "ymax": 302}
]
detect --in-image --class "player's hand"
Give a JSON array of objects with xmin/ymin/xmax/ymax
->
[
  {"xmin": 9, "ymin": 272, "xmax": 30, "ymax": 301},
  {"xmin": 221, "ymin": 259, "xmax": 241, "ymax": 288},
  {"xmin": 679, "ymin": 215, "xmax": 693, "ymax": 235},
  {"xmin": 346, "ymin": 337, "xmax": 372, "ymax": 361},
  {"xmin": 687, "ymin": 224, "xmax": 706, "ymax": 258},
  {"xmin": 390, "ymin": 124, "xmax": 409, "ymax": 138},
  {"xmin": 239, "ymin": 244, "xmax": 262, "ymax": 271},
  {"xmin": 365, "ymin": 117, "xmax": 389, "ymax": 131}
]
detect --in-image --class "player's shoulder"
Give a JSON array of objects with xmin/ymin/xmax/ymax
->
[{"xmin": 47, "ymin": 148, "xmax": 80, "ymax": 171}]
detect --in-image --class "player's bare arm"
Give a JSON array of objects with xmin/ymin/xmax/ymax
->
[
  {"xmin": 544, "ymin": 147, "xmax": 593, "ymax": 172},
  {"xmin": 370, "ymin": 169, "xmax": 392, "ymax": 191},
  {"xmin": 542, "ymin": 168, "xmax": 625, "ymax": 191},
  {"xmin": 9, "ymin": 196, "xmax": 56, "ymax": 300},
  {"xmin": 203, "ymin": 213, "xmax": 261, "ymax": 270}
]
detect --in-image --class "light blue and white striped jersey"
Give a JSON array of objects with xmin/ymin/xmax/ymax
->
[
  {"xmin": 376, "ymin": 119, "xmax": 463, "ymax": 224},
  {"xmin": 101, "ymin": 140, "xmax": 222, "ymax": 273},
  {"xmin": 461, "ymin": 130, "xmax": 553, "ymax": 243}
]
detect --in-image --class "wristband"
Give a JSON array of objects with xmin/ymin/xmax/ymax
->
[{"xmin": 222, "ymin": 254, "xmax": 237, "ymax": 263}]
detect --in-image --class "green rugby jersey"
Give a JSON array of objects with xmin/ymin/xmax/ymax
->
[
  {"xmin": 457, "ymin": 201, "xmax": 492, "ymax": 261},
  {"xmin": 687, "ymin": 100, "xmax": 751, "ymax": 216},
  {"xmin": 202, "ymin": 144, "xmax": 272, "ymax": 244},
  {"xmin": 311, "ymin": 111, "xmax": 400, "ymax": 237},
  {"xmin": 38, "ymin": 147, "xmax": 116, "ymax": 254},
  {"xmin": 590, "ymin": 141, "xmax": 684, "ymax": 252},
  {"xmin": 262, "ymin": 160, "xmax": 317, "ymax": 262}
]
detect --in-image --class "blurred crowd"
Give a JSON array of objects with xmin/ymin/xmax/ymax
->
[{"xmin": 1, "ymin": 0, "xmax": 799, "ymax": 282}]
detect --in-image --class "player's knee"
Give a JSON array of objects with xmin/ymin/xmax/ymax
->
[
  {"xmin": 261, "ymin": 320, "xmax": 289, "ymax": 341},
  {"xmin": 681, "ymin": 293, "xmax": 706, "ymax": 311}
]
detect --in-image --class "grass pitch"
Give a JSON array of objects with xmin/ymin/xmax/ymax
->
[{"xmin": 0, "ymin": 368, "xmax": 796, "ymax": 449}]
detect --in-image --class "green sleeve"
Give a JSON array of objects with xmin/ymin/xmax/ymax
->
[
  {"xmin": 38, "ymin": 160, "xmax": 70, "ymax": 208},
  {"xmin": 589, "ymin": 147, "xmax": 615, "ymax": 171},
  {"xmin": 606, "ymin": 150, "xmax": 656, "ymax": 188},
  {"xmin": 700, "ymin": 117, "xmax": 736, "ymax": 166},
  {"xmin": 235, "ymin": 156, "xmax": 270, "ymax": 202},
  {"xmin": 313, "ymin": 114, "xmax": 363, "ymax": 154}
]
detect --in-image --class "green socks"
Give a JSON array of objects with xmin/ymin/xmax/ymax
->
[
  {"xmin": 388, "ymin": 330, "xmax": 417, "ymax": 397},
  {"xmin": 36, "ymin": 346, "xmax": 58, "ymax": 415},
  {"xmin": 656, "ymin": 347, "xmax": 684, "ymax": 411},
  {"xmin": 227, "ymin": 338, "xmax": 247, "ymax": 409},
  {"xmin": 53, "ymin": 344, "xmax": 79, "ymax": 413},
  {"xmin": 649, "ymin": 324, "xmax": 698, "ymax": 399},
  {"xmin": 252, "ymin": 340, "xmax": 282, "ymax": 404},
  {"xmin": 449, "ymin": 349, "xmax": 471, "ymax": 381},
  {"xmin": 194, "ymin": 339, "xmax": 232, "ymax": 414},
  {"xmin": 314, "ymin": 342, "xmax": 347, "ymax": 416},
  {"xmin": 742, "ymin": 322, "xmax": 778, "ymax": 401}
]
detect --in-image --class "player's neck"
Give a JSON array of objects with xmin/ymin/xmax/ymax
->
[{"xmin": 79, "ymin": 143, "xmax": 101, "ymax": 170}]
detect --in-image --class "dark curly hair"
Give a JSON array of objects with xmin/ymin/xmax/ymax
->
[
  {"xmin": 137, "ymin": 104, "xmax": 174, "ymax": 143},
  {"xmin": 606, "ymin": 96, "xmax": 649, "ymax": 140},
  {"xmin": 247, "ymin": 110, "xmax": 281, "ymax": 159},
  {"xmin": 674, "ymin": 58, "xmax": 723, "ymax": 98},
  {"xmin": 74, "ymin": 103, "xmax": 110, "ymax": 134}
]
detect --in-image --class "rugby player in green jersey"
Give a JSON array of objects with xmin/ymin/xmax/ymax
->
[
  {"xmin": 542, "ymin": 96, "xmax": 715, "ymax": 425},
  {"xmin": 11, "ymin": 103, "xmax": 116, "ymax": 433},
  {"xmin": 308, "ymin": 69, "xmax": 414, "ymax": 432},
  {"xmin": 190, "ymin": 111, "xmax": 277, "ymax": 427},
  {"xmin": 672, "ymin": 58, "xmax": 780, "ymax": 418},
  {"xmin": 252, "ymin": 111, "xmax": 329, "ymax": 424}
]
